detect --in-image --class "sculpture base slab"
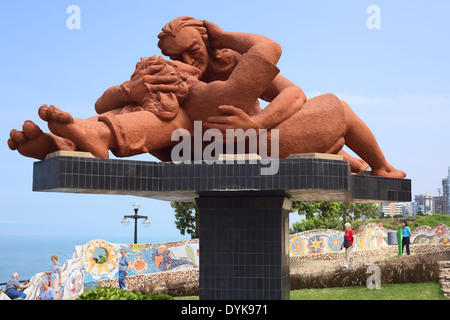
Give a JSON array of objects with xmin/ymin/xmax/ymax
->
[{"xmin": 32, "ymin": 156, "xmax": 411, "ymax": 203}]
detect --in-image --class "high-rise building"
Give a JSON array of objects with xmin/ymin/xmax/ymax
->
[
  {"xmin": 378, "ymin": 202, "xmax": 403, "ymax": 217},
  {"xmin": 409, "ymin": 167, "xmax": 449, "ymax": 216},
  {"xmin": 434, "ymin": 195, "xmax": 445, "ymax": 213},
  {"xmin": 414, "ymin": 194, "xmax": 435, "ymax": 215},
  {"xmin": 402, "ymin": 203, "xmax": 413, "ymax": 217},
  {"xmin": 442, "ymin": 169, "xmax": 449, "ymax": 214}
]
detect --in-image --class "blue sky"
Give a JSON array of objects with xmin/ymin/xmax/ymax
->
[{"xmin": 0, "ymin": 1, "xmax": 449, "ymax": 242}]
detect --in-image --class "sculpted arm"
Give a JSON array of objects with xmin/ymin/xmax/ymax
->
[
  {"xmin": 203, "ymin": 21, "xmax": 306, "ymax": 130},
  {"xmin": 95, "ymin": 84, "xmax": 133, "ymax": 114},
  {"xmin": 203, "ymin": 20, "xmax": 281, "ymax": 66},
  {"xmin": 255, "ymin": 74, "xmax": 306, "ymax": 129}
]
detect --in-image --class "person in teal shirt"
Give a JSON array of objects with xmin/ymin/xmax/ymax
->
[{"xmin": 402, "ymin": 221, "xmax": 411, "ymax": 255}]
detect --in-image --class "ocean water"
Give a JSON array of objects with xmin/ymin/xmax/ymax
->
[{"xmin": 0, "ymin": 234, "xmax": 183, "ymax": 289}]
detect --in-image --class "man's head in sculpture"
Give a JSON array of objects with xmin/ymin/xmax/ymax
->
[{"xmin": 157, "ymin": 16, "xmax": 210, "ymax": 76}]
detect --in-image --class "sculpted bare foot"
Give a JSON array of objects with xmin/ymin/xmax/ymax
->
[
  {"xmin": 338, "ymin": 150, "xmax": 369, "ymax": 173},
  {"xmin": 352, "ymin": 158, "xmax": 370, "ymax": 172},
  {"xmin": 39, "ymin": 104, "xmax": 112, "ymax": 158},
  {"xmin": 8, "ymin": 120, "xmax": 76, "ymax": 160},
  {"xmin": 371, "ymin": 163, "xmax": 406, "ymax": 179}
]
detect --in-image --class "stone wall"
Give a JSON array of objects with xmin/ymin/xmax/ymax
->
[
  {"xmin": 96, "ymin": 269, "xmax": 199, "ymax": 292},
  {"xmin": 438, "ymin": 261, "xmax": 450, "ymax": 298}
]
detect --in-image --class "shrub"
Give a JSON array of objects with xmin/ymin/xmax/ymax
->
[
  {"xmin": 290, "ymin": 256, "xmax": 439, "ymax": 290},
  {"xmin": 76, "ymin": 286, "xmax": 173, "ymax": 300},
  {"xmin": 148, "ymin": 292, "xmax": 175, "ymax": 300}
]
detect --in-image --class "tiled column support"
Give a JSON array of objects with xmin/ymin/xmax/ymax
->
[{"xmin": 196, "ymin": 195, "xmax": 291, "ymax": 300}]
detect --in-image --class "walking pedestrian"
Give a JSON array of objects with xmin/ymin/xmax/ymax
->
[
  {"xmin": 341, "ymin": 222, "xmax": 356, "ymax": 267},
  {"xmin": 402, "ymin": 220, "xmax": 411, "ymax": 255},
  {"xmin": 118, "ymin": 248, "xmax": 131, "ymax": 290}
]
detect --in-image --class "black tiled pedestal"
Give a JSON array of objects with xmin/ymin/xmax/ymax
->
[{"xmin": 196, "ymin": 196, "xmax": 291, "ymax": 300}]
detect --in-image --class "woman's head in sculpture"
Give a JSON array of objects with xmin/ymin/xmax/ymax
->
[
  {"xmin": 128, "ymin": 55, "xmax": 200, "ymax": 121},
  {"xmin": 157, "ymin": 16, "xmax": 210, "ymax": 76}
]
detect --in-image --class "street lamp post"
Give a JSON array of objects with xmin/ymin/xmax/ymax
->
[{"xmin": 121, "ymin": 202, "xmax": 150, "ymax": 244}]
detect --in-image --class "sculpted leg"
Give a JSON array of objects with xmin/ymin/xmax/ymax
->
[
  {"xmin": 39, "ymin": 104, "xmax": 113, "ymax": 158},
  {"xmin": 38, "ymin": 104, "xmax": 193, "ymax": 159},
  {"xmin": 340, "ymin": 100, "xmax": 406, "ymax": 178},
  {"xmin": 98, "ymin": 109, "xmax": 193, "ymax": 158},
  {"xmin": 338, "ymin": 150, "xmax": 370, "ymax": 173},
  {"xmin": 269, "ymin": 94, "xmax": 405, "ymax": 178}
]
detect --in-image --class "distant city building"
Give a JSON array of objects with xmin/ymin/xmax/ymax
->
[
  {"xmin": 402, "ymin": 203, "xmax": 413, "ymax": 217},
  {"xmin": 414, "ymin": 194, "xmax": 435, "ymax": 215},
  {"xmin": 378, "ymin": 202, "xmax": 403, "ymax": 217},
  {"xmin": 443, "ymin": 171, "xmax": 449, "ymax": 214},
  {"xmin": 434, "ymin": 194, "xmax": 445, "ymax": 214},
  {"xmin": 408, "ymin": 167, "xmax": 449, "ymax": 216}
]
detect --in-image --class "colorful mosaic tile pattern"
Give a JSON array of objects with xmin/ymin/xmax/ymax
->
[
  {"xmin": 411, "ymin": 224, "xmax": 450, "ymax": 245},
  {"xmin": 21, "ymin": 238, "xmax": 199, "ymax": 300}
]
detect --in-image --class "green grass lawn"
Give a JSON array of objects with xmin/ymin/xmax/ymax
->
[
  {"xmin": 290, "ymin": 281, "xmax": 447, "ymax": 300},
  {"xmin": 174, "ymin": 281, "xmax": 447, "ymax": 300}
]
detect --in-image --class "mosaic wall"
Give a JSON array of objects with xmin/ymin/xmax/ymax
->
[
  {"xmin": 356, "ymin": 223, "xmax": 390, "ymax": 250},
  {"xmin": 290, "ymin": 223, "xmax": 390, "ymax": 257},
  {"xmin": 22, "ymin": 238, "xmax": 199, "ymax": 300},
  {"xmin": 411, "ymin": 224, "xmax": 450, "ymax": 245},
  {"xmin": 290, "ymin": 229, "xmax": 346, "ymax": 256},
  {"xmin": 82, "ymin": 239, "xmax": 199, "ymax": 289},
  {"xmin": 290, "ymin": 223, "xmax": 450, "ymax": 257}
]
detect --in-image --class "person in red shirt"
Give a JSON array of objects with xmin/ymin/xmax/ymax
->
[{"xmin": 341, "ymin": 222, "xmax": 356, "ymax": 267}]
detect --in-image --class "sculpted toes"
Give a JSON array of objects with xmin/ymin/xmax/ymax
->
[
  {"xmin": 23, "ymin": 120, "xmax": 43, "ymax": 140},
  {"xmin": 7, "ymin": 138, "xmax": 18, "ymax": 150},
  {"xmin": 10, "ymin": 129, "xmax": 27, "ymax": 144},
  {"xmin": 47, "ymin": 105, "xmax": 59, "ymax": 121},
  {"xmin": 44, "ymin": 105, "xmax": 73, "ymax": 124},
  {"xmin": 38, "ymin": 104, "xmax": 50, "ymax": 121},
  {"xmin": 57, "ymin": 110, "xmax": 73, "ymax": 124}
]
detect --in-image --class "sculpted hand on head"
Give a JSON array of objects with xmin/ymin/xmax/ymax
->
[
  {"xmin": 122, "ymin": 55, "xmax": 198, "ymax": 121},
  {"xmin": 157, "ymin": 16, "xmax": 241, "ymax": 83}
]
